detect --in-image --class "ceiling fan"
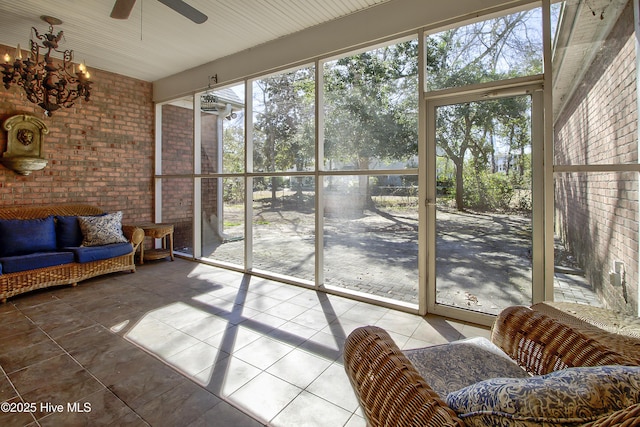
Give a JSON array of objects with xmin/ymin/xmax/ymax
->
[{"xmin": 111, "ymin": 0, "xmax": 208, "ymax": 24}]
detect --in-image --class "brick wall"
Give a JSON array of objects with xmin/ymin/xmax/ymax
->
[
  {"xmin": 160, "ymin": 105, "xmax": 195, "ymax": 253},
  {"xmin": 554, "ymin": 1, "xmax": 638, "ymax": 314},
  {"xmin": 0, "ymin": 46, "xmax": 155, "ymax": 225}
]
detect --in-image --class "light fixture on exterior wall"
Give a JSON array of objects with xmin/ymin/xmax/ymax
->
[
  {"xmin": 200, "ymin": 74, "xmax": 236, "ymax": 120},
  {"xmin": 1, "ymin": 15, "xmax": 92, "ymax": 117}
]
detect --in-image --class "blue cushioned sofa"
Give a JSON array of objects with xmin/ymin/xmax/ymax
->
[{"xmin": 0, "ymin": 204, "xmax": 144, "ymax": 302}]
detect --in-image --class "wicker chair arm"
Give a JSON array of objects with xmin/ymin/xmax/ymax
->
[
  {"xmin": 491, "ymin": 306, "xmax": 636, "ymax": 376},
  {"xmin": 584, "ymin": 403, "xmax": 640, "ymax": 427},
  {"xmin": 122, "ymin": 225, "xmax": 145, "ymax": 253},
  {"xmin": 344, "ymin": 326, "xmax": 464, "ymax": 427}
]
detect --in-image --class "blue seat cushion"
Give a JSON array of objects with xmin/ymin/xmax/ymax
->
[
  {"xmin": 0, "ymin": 251, "xmax": 75, "ymax": 274},
  {"xmin": 67, "ymin": 242, "xmax": 133, "ymax": 263},
  {"xmin": 0, "ymin": 216, "xmax": 57, "ymax": 257}
]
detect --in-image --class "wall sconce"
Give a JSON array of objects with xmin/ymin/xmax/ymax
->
[{"xmin": 1, "ymin": 114, "xmax": 49, "ymax": 175}]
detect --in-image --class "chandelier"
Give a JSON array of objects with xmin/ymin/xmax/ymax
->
[{"xmin": 1, "ymin": 16, "xmax": 92, "ymax": 116}]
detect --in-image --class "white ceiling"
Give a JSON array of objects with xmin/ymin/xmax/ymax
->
[{"xmin": 0, "ymin": 0, "xmax": 390, "ymax": 82}]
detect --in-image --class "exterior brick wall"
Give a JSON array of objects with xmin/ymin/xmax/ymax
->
[
  {"xmin": 554, "ymin": 1, "xmax": 638, "ymax": 314},
  {"xmin": 0, "ymin": 45, "xmax": 155, "ymax": 225},
  {"xmin": 158, "ymin": 106, "xmax": 223, "ymax": 254},
  {"xmin": 160, "ymin": 105, "xmax": 195, "ymax": 253}
]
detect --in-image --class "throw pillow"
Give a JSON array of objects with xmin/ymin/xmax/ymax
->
[
  {"xmin": 0, "ymin": 216, "xmax": 57, "ymax": 257},
  {"xmin": 55, "ymin": 215, "xmax": 84, "ymax": 247},
  {"xmin": 78, "ymin": 211, "xmax": 128, "ymax": 247},
  {"xmin": 446, "ymin": 365, "xmax": 640, "ymax": 426}
]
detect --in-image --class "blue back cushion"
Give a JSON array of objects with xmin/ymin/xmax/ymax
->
[
  {"xmin": 0, "ymin": 216, "xmax": 57, "ymax": 257},
  {"xmin": 55, "ymin": 216, "xmax": 84, "ymax": 248}
]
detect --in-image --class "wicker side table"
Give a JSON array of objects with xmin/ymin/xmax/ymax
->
[{"xmin": 138, "ymin": 223, "xmax": 174, "ymax": 264}]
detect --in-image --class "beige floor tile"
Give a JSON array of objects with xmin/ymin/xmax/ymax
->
[
  {"xmin": 344, "ymin": 413, "xmax": 367, "ymax": 427},
  {"xmin": 205, "ymin": 324, "xmax": 264, "ymax": 353},
  {"xmin": 266, "ymin": 348, "xmax": 332, "ymax": 388},
  {"xmin": 306, "ymin": 363, "xmax": 360, "ymax": 412},
  {"xmin": 192, "ymin": 400, "xmax": 264, "ymax": 427},
  {"xmin": 299, "ymin": 330, "xmax": 344, "ymax": 361},
  {"xmin": 291, "ymin": 307, "xmax": 337, "ymax": 330},
  {"xmin": 241, "ymin": 293, "xmax": 283, "ymax": 312},
  {"xmin": 271, "ymin": 390, "xmax": 352, "ymax": 427},
  {"xmin": 340, "ymin": 302, "xmax": 389, "ymax": 324},
  {"xmin": 266, "ymin": 320, "xmax": 319, "ymax": 347},
  {"xmin": 158, "ymin": 305, "xmax": 214, "ymax": 329},
  {"xmin": 229, "ymin": 372, "xmax": 302, "ymax": 424},
  {"xmin": 243, "ymin": 311, "xmax": 288, "ymax": 333},
  {"xmin": 179, "ymin": 315, "xmax": 231, "ymax": 340},
  {"xmin": 199, "ymin": 355, "xmax": 261, "ymax": 397},
  {"xmin": 166, "ymin": 341, "xmax": 227, "ymax": 377},
  {"xmin": 267, "ymin": 300, "xmax": 310, "ymax": 321},
  {"xmin": 233, "ymin": 336, "xmax": 294, "ymax": 370}
]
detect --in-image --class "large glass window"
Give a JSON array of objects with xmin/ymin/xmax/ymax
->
[
  {"xmin": 201, "ymin": 177, "xmax": 245, "ymax": 266},
  {"xmin": 200, "ymin": 85, "xmax": 245, "ymax": 174},
  {"xmin": 323, "ymin": 175, "xmax": 419, "ymax": 303},
  {"xmin": 251, "ymin": 176, "xmax": 316, "ymax": 281},
  {"xmin": 252, "ymin": 67, "xmax": 315, "ymax": 173},
  {"xmin": 323, "ymin": 39, "xmax": 419, "ymax": 170},
  {"xmin": 426, "ymin": 8, "xmax": 543, "ymax": 92},
  {"xmin": 155, "ymin": 3, "xmax": 567, "ymax": 320},
  {"xmin": 321, "ymin": 37, "xmax": 419, "ymax": 302}
]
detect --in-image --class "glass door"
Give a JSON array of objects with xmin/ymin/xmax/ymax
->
[{"xmin": 427, "ymin": 88, "xmax": 544, "ymax": 324}]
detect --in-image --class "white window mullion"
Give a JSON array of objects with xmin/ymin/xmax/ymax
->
[
  {"xmin": 193, "ymin": 95, "xmax": 202, "ymax": 259},
  {"xmin": 316, "ymin": 60, "xmax": 325, "ymax": 286},
  {"xmin": 245, "ymin": 81, "xmax": 254, "ymax": 269}
]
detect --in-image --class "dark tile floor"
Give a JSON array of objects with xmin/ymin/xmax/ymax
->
[{"xmin": 0, "ymin": 259, "xmax": 489, "ymax": 426}]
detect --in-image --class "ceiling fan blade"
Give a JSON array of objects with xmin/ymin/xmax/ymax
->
[
  {"xmin": 157, "ymin": 0, "xmax": 208, "ymax": 24},
  {"xmin": 111, "ymin": 0, "xmax": 137, "ymax": 19}
]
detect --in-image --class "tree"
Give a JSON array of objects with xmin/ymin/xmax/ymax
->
[
  {"xmin": 253, "ymin": 67, "xmax": 315, "ymax": 201},
  {"xmin": 323, "ymin": 40, "xmax": 419, "ymax": 170},
  {"xmin": 323, "ymin": 40, "xmax": 419, "ymax": 210},
  {"xmin": 427, "ymin": 9, "xmax": 542, "ymax": 210}
]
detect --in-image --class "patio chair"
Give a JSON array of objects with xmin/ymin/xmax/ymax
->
[{"xmin": 344, "ymin": 305, "xmax": 640, "ymax": 426}]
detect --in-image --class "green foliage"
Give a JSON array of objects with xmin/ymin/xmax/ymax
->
[
  {"xmin": 323, "ymin": 40, "xmax": 419, "ymax": 168},
  {"xmin": 223, "ymin": 178, "xmax": 243, "ymax": 204},
  {"xmin": 253, "ymin": 67, "xmax": 315, "ymax": 174},
  {"xmin": 459, "ymin": 162, "xmax": 531, "ymax": 212}
]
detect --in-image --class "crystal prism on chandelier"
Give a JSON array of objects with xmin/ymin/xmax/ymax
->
[{"xmin": 1, "ymin": 15, "xmax": 92, "ymax": 116}]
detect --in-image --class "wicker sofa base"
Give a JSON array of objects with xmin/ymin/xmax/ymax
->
[
  {"xmin": 0, "ymin": 204, "xmax": 143, "ymax": 303},
  {"xmin": 0, "ymin": 253, "xmax": 136, "ymax": 303}
]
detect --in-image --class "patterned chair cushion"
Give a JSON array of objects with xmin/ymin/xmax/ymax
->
[
  {"xmin": 403, "ymin": 337, "xmax": 529, "ymax": 398},
  {"xmin": 78, "ymin": 211, "xmax": 128, "ymax": 247},
  {"xmin": 446, "ymin": 365, "xmax": 640, "ymax": 426}
]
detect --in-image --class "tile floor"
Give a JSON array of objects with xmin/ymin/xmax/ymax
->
[{"xmin": 0, "ymin": 259, "xmax": 490, "ymax": 427}]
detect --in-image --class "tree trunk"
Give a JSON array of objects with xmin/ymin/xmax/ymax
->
[
  {"xmin": 455, "ymin": 160, "xmax": 464, "ymax": 211},
  {"xmin": 271, "ymin": 176, "xmax": 277, "ymax": 202}
]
